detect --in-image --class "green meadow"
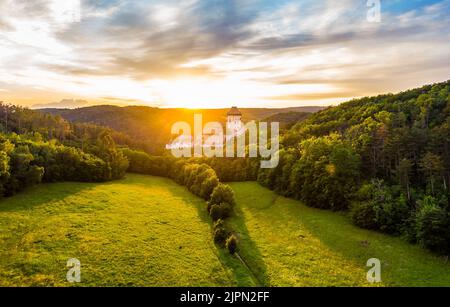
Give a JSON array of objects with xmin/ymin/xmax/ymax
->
[
  {"xmin": 229, "ymin": 182, "xmax": 450, "ymax": 287},
  {"xmin": 0, "ymin": 174, "xmax": 251, "ymax": 287},
  {"xmin": 1, "ymin": 174, "xmax": 450, "ymax": 286}
]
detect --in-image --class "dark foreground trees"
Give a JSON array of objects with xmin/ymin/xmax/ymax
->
[{"xmin": 0, "ymin": 132, "xmax": 128, "ymax": 197}]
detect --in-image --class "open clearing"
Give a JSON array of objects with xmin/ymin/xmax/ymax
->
[
  {"xmin": 229, "ymin": 182, "xmax": 450, "ymax": 287},
  {"xmin": 1, "ymin": 175, "xmax": 449, "ymax": 286},
  {"xmin": 0, "ymin": 174, "xmax": 251, "ymax": 286}
]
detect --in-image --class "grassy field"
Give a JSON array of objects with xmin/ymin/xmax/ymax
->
[
  {"xmin": 0, "ymin": 174, "xmax": 252, "ymax": 287},
  {"xmin": 229, "ymin": 182, "xmax": 450, "ymax": 287},
  {"xmin": 2, "ymin": 175, "xmax": 450, "ymax": 287}
]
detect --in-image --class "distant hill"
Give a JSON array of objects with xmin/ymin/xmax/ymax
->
[
  {"xmin": 40, "ymin": 105, "xmax": 324, "ymax": 121},
  {"xmin": 264, "ymin": 111, "xmax": 312, "ymax": 129},
  {"xmin": 40, "ymin": 105, "xmax": 325, "ymax": 153}
]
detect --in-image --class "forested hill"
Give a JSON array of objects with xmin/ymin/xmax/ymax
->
[
  {"xmin": 40, "ymin": 106, "xmax": 324, "ymax": 153},
  {"xmin": 264, "ymin": 111, "xmax": 312, "ymax": 129},
  {"xmin": 258, "ymin": 79, "xmax": 450, "ymax": 254},
  {"xmin": 282, "ymin": 80, "xmax": 450, "ymax": 183},
  {"xmin": 0, "ymin": 103, "xmax": 131, "ymax": 198}
]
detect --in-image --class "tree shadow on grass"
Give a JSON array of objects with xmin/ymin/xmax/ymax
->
[
  {"xmin": 278, "ymin": 195, "xmax": 450, "ymax": 286},
  {"xmin": 176, "ymin": 186, "xmax": 268, "ymax": 287},
  {"xmin": 0, "ymin": 181, "xmax": 109, "ymax": 212},
  {"xmin": 227, "ymin": 203, "xmax": 269, "ymax": 286},
  {"xmin": 0, "ymin": 174, "xmax": 270, "ymax": 286}
]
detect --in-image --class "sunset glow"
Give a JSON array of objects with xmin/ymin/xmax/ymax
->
[{"xmin": 0, "ymin": 0, "xmax": 449, "ymax": 109}]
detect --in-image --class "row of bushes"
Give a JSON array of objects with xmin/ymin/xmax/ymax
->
[
  {"xmin": 124, "ymin": 149, "xmax": 239, "ymax": 254},
  {"xmin": 184, "ymin": 157, "xmax": 259, "ymax": 182},
  {"xmin": 122, "ymin": 148, "xmax": 171, "ymax": 177},
  {"xmin": 175, "ymin": 162, "xmax": 238, "ymax": 254},
  {"xmin": 350, "ymin": 180, "xmax": 450, "ymax": 254},
  {"xmin": 123, "ymin": 150, "xmax": 259, "ymax": 183}
]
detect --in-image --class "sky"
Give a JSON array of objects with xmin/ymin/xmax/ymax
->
[{"xmin": 0, "ymin": 0, "xmax": 449, "ymax": 109}]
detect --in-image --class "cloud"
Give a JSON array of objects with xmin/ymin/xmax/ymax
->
[
  {"xmin": 0, "ymin": 0, "xmax": 449, "ymax": 108},
  {"xmin": 32, "ymin": 98, "xmax": 89, "ymax": 109},
  {"xmin": 49, "ymin": 0, "xmax": 259, "ymax": 80},
  {"xmin": 265, "ymin": 91, "xmax": 364, "ymax": 101},
  {"xmin": 0, "ymin": 17, "xmax": 12, "ymax": 31}
]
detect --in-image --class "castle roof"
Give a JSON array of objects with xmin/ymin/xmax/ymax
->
[{"xmin": 227, "ymin": 106, "xmax": 242, "ymax": 116}]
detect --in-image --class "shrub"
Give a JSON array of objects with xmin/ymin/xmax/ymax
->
[
  {"xmin": 219, "ymin": 202, "xmax": 233, "ymax": 219},
  {"xmin": 210, "ymin": 183, "xmax": 236, "ymax": 206},
  {"xmin": 206, "ymin": 201, "xmax": 214, "ymax": 214},
  {"xmin": 415, "ymin": 196, "xmax": 450, "ymax": 254},
  {"xmin": 350, "ymin": 201, "xmax": 378, "ymax": 229},
  {"xmin": 93, "ymin": 132, "xmax": 129, "ymax": 180},
  {"xmin": 213, "ymin": 219, "xmax": 228, "ymax": 246},
  {"xmin": 214, "ymin": 228, "xmax": 228, "ymax": 246},
  {"xmin": 226, "ymin": 234, "xmax": 238, "ymax": 255},
  {"xmin": 200, "ymin": 174, "xmax": 219, "ymax": 200},
  {"xmin": 209, "ymin": 204, "xmax": 223, "ymax": 221},
  {"xmin": 375, "ymin": 195, "xmax": 410, "ymax": 235},
  {"xmin": 122, "ymin": 149, "xmax": 168, "ymax": 176},
  {"xmin": 401, "ymin": 214, "xmax": 419, "ymax": 243},
  {"xmin": 214, "ymin": 219, "xmax": 225, "ymax": 229},
  {"xmin": 206, "ymin": 201, "xmax": 213, "ymax": 214},
  {"xmin": 209, "ymin": 202, "xmax": 233, "ymax": 221},
  {"xmin": 352, "ymin": 180, "xmax": 410, "ymax": 234},
  {"xmin": 183, "ymin": 164, "xmax": 200, "ymax": 191}
]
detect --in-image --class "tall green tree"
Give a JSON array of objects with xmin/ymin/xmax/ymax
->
[
  {"xmin": 95, "ymin": 132, "xmax": 129, "ymax": 180},
  {"xmin": 420, "ymin": 152, "xmax": 445, "ymax": 195}
]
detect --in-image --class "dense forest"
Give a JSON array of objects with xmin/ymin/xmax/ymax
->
[
  {"xmin": 0, "ymin": 103, "xmax": 129, "ymax": 196},
  {"xmin": 257, "ymin": 80, "xmax": 450, "ymax": 254},
  {"xmin": 264, "ymin": 111, "xmax": 312, "ymax": 129},
  {"xmin": 0, "ymin": 103, "xmax": 152, "ymax": 151}
]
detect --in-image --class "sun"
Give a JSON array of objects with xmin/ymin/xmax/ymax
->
[{"xmin": 147, "ymin": 78, "xmax": 259, "ymax": 109}]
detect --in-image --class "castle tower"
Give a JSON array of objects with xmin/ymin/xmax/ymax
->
[{"xmin": 227, "ymin": 106, "xmax": 242, "ymax": 136}]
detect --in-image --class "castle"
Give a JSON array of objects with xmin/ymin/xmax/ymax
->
[
  {"xmin": 166, "ymin": 106, "xmax": 244, "ymax": 150},
  {"xmin": 227, "ymin": 106, "xmax": 243, "ymax": 135}
]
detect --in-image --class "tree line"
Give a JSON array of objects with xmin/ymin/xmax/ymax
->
[
  {"xmin": 0, "ymin": 130, "xmax": 128, "ymax": 197},
  {"xmin": 0, "ymin": 103, "xmax": 148, "ymax": 153}
]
